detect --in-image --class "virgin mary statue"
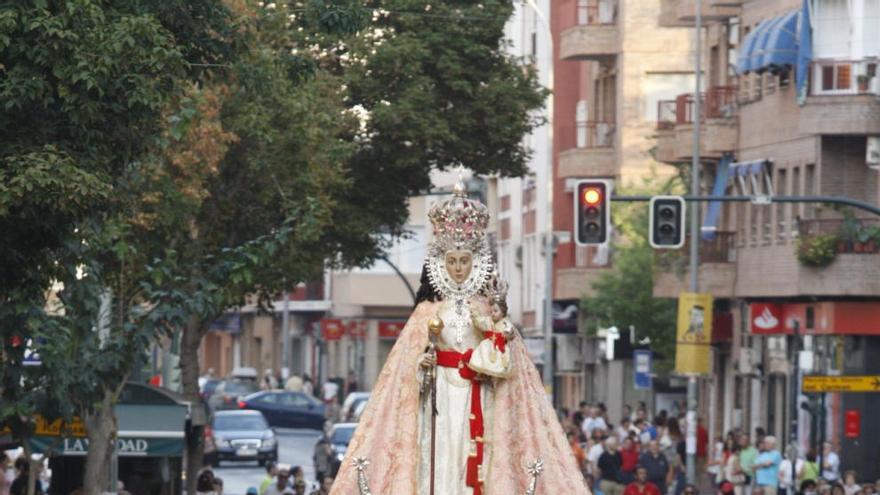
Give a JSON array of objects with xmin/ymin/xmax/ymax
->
[{"xmin": 330, "ymin": 181, "xmax": 587, "ymax": 495}]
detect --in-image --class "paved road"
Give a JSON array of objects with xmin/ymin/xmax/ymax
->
[{"xmin": 213, "ymin": 427, "xmax": 323, "ymax": 495}]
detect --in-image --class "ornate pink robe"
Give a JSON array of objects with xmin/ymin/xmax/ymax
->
[{"xmin": 330, "ymin": 300, "xmax": 588, "ymax": 495}]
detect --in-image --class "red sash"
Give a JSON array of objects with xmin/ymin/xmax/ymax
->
[
  {"xmin": 435, "ymin": 349, "xmax": 484, "ymax": 495},
  {"xmin": 482, "ymin": 331, "xmax": 506, "ymax": 352}
]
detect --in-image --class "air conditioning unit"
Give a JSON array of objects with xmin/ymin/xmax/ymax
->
[{"xmin": 867, "ymin": 136, "xmax": 880, "ymax": 170}]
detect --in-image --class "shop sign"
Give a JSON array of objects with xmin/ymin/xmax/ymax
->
[
  {"xmin": 845, "ymin": 410, "xmax": 861, "ymax": 438},
  {"xmin": 346, "ymin": 320, "xmax": 367, "ymax": 339},
  {"xmin": 675, "ymin": 292, "xmax": 713, "ymax": 375},
  {"xmin": 633, "ymin": 350, "xmax": 652, "ymax": 390},
  {"xmin": 321, "ymin": 319, "xmax": 344, "ymax": 341},
  {"xmin": 378, "ymin": 321, "xmax": 405, "ymax": 338},
  {"xmin": 750, "ymin": 303, "xmax": 784, "ymax": 334},
  {"xmin": 35, "ymin": 416, "xmax": 87, "ymax": 438},
  {"xmin": 30, "ymin": 436, "xmax": 183, "ymax": 457}
]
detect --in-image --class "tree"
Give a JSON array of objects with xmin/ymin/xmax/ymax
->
[
  {"xmin": 0, "ymin": 2, "xmax": 238, "ymax": 492},
  {"xmin": 581, "ymin": 176, "xmax": 681, "ymax": 375}
]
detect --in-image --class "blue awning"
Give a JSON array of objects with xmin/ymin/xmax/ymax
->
[
  {"xmin": 737, "ymin": 18, "xmax": 774, "ymax": 74},
  {"xmin": 761, "ymin": 10, "xmax": 800, "ymax": 70},
  {"xmin": 796, "ymin": 0, "xmax": 813, "ymax": 103},
  {"xmin": 737, "ymin": 10, "xmax": 803, "ymax": 75}
]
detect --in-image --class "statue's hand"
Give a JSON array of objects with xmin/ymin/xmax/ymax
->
[{"xmin": 418, "ymin": 352, "xmax": 437, "ymax": 370}]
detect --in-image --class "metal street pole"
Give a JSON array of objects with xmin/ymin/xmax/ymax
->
[
  {"xmin": 686, "ymin": 0, "xmax": 702, "ymax": 486},
  {"xmin": 789, "ymin": 321, "xmax": 801, "ymax": 486}
]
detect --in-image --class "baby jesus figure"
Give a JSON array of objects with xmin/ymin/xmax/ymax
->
[{"xmin": 469, "ymin": 290, "xmax": 514, "ymax": 379}]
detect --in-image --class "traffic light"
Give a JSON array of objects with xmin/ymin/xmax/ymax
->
[
  {"xmin": 574, "ymin": 180, "xmax": 610, "ymax": 245},
  {"xmin": 649, "ymin": 196, "xmax": 686, "ymax": 248}
]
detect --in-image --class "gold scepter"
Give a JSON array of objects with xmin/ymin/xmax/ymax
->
[{"xmin": 426, "ymin": 316, "xmax": 444, "ymax": 495}]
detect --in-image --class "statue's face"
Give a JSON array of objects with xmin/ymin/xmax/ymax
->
[{"xmin": 444, "ymin": 250, "xmax": 473, "ymax": 284}]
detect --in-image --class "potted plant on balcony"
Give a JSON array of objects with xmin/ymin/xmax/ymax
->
[{"xmin": 796, "ymin": 233, "xmax": 839, "ymax": 267}]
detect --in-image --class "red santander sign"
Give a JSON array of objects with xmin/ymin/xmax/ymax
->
[
  {"xmin": 750, "ymin": 303, "xmax": 784, "ymax": 334},
  {"xmin": 321, "ymin": 319, "xmax": 344, "ymax": 341},
  {"xmin": 378, "ymin": 321, "xmax": 405, "ymax": 339},
  {"xmin": 845, "ymin": 410, "xmax": 861, "ymax": 438}
]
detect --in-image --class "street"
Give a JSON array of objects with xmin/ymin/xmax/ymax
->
[{"xmin": 214, "ymin": 428, "xmax": 323, "ymax": 495}]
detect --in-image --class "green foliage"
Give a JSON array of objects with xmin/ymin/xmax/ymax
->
[
  {"xmin": 796, "ymin": 233, "xmax": 838, "ymax": 267},
  {"xmin": 581, "ymin": 176, "xmax": 681, "ymax": 374}
]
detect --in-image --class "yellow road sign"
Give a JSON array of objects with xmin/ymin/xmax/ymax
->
[{"xmin": 802, "ymin": 375, "xmax": 880, "ymax": 393}]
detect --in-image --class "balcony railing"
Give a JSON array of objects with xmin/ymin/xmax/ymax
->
[
  {"xmin": 655, "ymin": 231, "xmax": 737, "ymax": 272},
  {"xmin": 674, "ymin": 86, "xmax": 739, "ymax": 124},
  {"xmin": 798, "ymin": 218, "xmax": 880, "ymax": 254},
  {"xmin": 574, "ymin": 121, "xmax": 615, "ymax": 148},
  {"xmin": 576, "ymin": 0, "xmax": 617, "ymax": 25},
  {"xmin": 657, "ymin": 100, "xmax": 677, "ymax": 130},
  {"xmin": 811, "ymin": 59, "xmax": 880, "ymax": 96}
]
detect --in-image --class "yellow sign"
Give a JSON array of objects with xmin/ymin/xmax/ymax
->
[
  {"xmin": 675, "ymin": 292, "xmax": 714, "ymax": 375},
  {"xmin": 34, "ymin": 417, "xmax": 87, "ymax": 438},
  {"xmin": 802, "ymin": 375, "xmax": 880, "ymax": 393}
]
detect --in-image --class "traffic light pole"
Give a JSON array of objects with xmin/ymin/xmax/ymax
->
[
  {"xmin": 687, "ymin": 0, "xmax": 702, "ymax": 485},
  {"xmin": 610, "ymin": 195, "xmax": 880, "ymax": 217}
]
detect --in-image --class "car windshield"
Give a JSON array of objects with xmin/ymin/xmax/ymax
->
[
  {"xmin": 214, "ymin": 415, "xmax": 267, "ymax": 431},
  {"xmin": 330, "ymin": 427, "xmax": 355, "ymax": 445},
  {"xmin": 202, "ymin": 380, "xmax": 221, "ymax": 394},
  {"xmin": 223, "ymin": 381, "xmax": 255, "ymax": 395}
]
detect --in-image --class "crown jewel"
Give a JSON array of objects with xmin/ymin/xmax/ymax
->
[
  {"xmin": 427, "ymin": 177, "xmax": 490, "ymax": 256},
  {"xmin": 486, "ymin": 271, "xmax": 509, "ymax": 304}
]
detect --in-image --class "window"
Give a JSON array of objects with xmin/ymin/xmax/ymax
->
[
  {"xmin": 776, "ymin": 169, "xmax": 787, "ymax": 242},
  {"xmin": 821, "ymin": 62, "xmax": 852, "ymax": 92},
  {"xmin": 814, "ymin": 0, "xmax": 850, "ymax": 58},
  {"xmin": 280, "ymin": 393, "xmax": 311, "ymax": 407},
  {"xmin": 805, "ymin": 164, "xmax": 816, "ymax": 217},
  {"xmin": 258, "ymin": 393, "xmax": 278, "ymax": 404}
]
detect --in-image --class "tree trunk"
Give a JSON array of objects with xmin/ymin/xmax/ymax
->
[
  {"xmin": 83, "ymin": 391, "xmax": 116, "ymax": 494},
  {"xmin": 181, "ymin": 315, "xmax": 207, "ymax": 495}
]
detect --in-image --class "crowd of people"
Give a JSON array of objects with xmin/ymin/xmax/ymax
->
[
  {"xmin": 195, "ymin": 463, "xmax": 333, "ymax": 495},
  {"xmin": 559, "ymin": 402, "xmax": 877, "ymax": 495}
]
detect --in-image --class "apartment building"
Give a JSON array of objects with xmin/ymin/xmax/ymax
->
[
  {"xmin": 653, "ymin": 0, "xmax": 880, "ymax": 478},
  {"xmin": 547, "ymin": 0, "xmax": 695, "ymax": 413}
]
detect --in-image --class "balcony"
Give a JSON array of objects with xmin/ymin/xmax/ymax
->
[
  {"xmin": 560, "ymin": 0, "xmax": 619, "ymax": 62},
  {"xmin": 653, "ymin": 232, "xmax": 737, "ymax": 298},
  {"xmin": 672, "ymin": 87, "xmax": 739, "ymax": 159},
  {"xmin": 799, "ymin": 59, "xmax": 880, "ymax": 135},
  {"xmin": 676, "ymin": 0, "xmax": 741, "ymax": 23},
  {"xmin": 559, "ymin": 122, "xmax": 617, "ymax": 178}
]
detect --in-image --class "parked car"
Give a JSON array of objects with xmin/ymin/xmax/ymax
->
[
  {"xmin": 204, "ymin": 410, "xmax": 277, "ymax": 466},
  {"xmin": 209, "ymin": 379, "xmax": 259, "ymax": 411},
  {"xmin": 238, "ymin": 390, "xmax": 326, "ymax": 430},
  {"xmin": 340, "ymin": 392, "xmax": 370, "ymax": 422},
  {"xmin": 351, "ymin": 399, "xmax": 368, "ymax": 422},
  {"xmin": 314, "ymin": 423, "xmax": 357, "ymax": 476}
]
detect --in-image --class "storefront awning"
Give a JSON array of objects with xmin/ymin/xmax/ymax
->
[{"xmin": 29, "ymin": 404, "xmax": 187, "ymax": 458}]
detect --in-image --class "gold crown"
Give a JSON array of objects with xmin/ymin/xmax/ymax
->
[
  {"xmin": 427, "ymin": 178, "xmax": 490, "ymax": 255},
  {"xmin": 486, "ymin": 271, "xmax": 509, "ymax": 304}
]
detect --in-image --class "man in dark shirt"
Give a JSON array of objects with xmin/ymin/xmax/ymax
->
[
  {"xmin": 598, "ymin": 437, "xmax": 625, "ymax": 495},
  {"xmin": 638, "ymin": 440, "xmax": 670, "ymax": 495}
]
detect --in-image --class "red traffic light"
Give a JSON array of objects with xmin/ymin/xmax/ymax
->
[{"xmin": 582, "ymin": 188, "xmax": 601, "ymax": 206}]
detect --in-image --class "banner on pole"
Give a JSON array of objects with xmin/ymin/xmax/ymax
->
[{"xmin": 675, "ymin": 292, "xmax": 713, "ymax": 375}]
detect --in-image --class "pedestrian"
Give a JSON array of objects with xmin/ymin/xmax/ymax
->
[
  {"xmin": 801, "ymin": 449, "xmax": 820, "ymax": 483},
  {"xmin": 724, "ymin": 443, "xmax": 746, "ymax": 495},
  {"xmin": 321, "ymin": 379, "xmax": 340, "ymax": 420},
  {"xmin": 778, "ymin": 451, "xmax": 804, "ymax": 495},
  {"xmin": 574, "ymin": 402, "xmax": 589, "ymax": 433},
  {"xmin": 597, "ymin": 437, "xmax": 625, "ymax": 495},
  {"xmin": 285, "ymin": 374, "xmax": 304, "ymax": 392},
  {"xmin": 313, "ymin": 437, "xmax": 335, "ymax": 484},
  {"xmin": 620, "ymin": 437, "xmax": 640, "ymax": 484},
  {"xmin": 801, "ymin": 480, "xmax": 818, "ymax": 495},
  {"xmin": 212, "ymin": 477, "xmax": 224, "ymax": 495},
  {"xmin": 639, "ymin": 440, "xmax": 670, "ymax": 495},
  {"xmin": 263, "ymin": 468, "xmax": 295, "ymax": 495},
  {"xmin": 10, "ymin": 457, "xmax": 42, "ymax": 495},
  {"xmin": 583, "ymin": 406, "xmax": 610, "ymax": 439},
  {"xmin": 682, "ymin": 483, "xmax": 699, "ymax": 495},
  {"xmin": 617, "ymin": 418, "xmax": 635, "ymax": 442},
  {"xmin": 0, "ymin": 452, "xmax": 10, "ymax": 495},
  {"xmin": 822, "ymin": 443, "xmax": 841, "ymax": 483},
  {"xmin": 568, "ymin": 430, "xmax": 588, "ymax": 475},
  {"xmin": 302, "ymin": 374, "xmax": 314, "ymax": 397},
  {"xmin": 738, "ymin": 433, "xmax": 759, "ymax": 495},
  {"xmin": 624, "ymin": 466, "xmax": 663, "ymax": 495},
  {"xmin": 587, "ymin": 429, "xmax": 607, "ymax": 476},
  {"xmin": 309, "ymin": 474, "xmax": 334, "ymax": 495},
  {"xmin": 623, "ymin": 404, "xmax": 634, "ymax": 422},
  {"xmin": 196, "ymin": 470, "xmax": 217, "ymax": 495},
  {"xmin": 247, "ymin": 488, "xmax": 259, "ymax": 495},
  {"xmin": 708, "ymin": 435, "xmax": 726, "ymax": 487},
  {"xmin": 344, "ymin": 370, "xmax": 359, "ymax": 397},
  {"xmin": 843, "ymin": 471, "xmax": 861, "ymax": 495},
  {"xmin": 260, "ymin": 461, "xmax": 278, "ymax": 494},
  {"xmin": 293, "ymin": 479, "xmax": 307, "ymax": 495},
  {"xmin": 754, "ymin": 436, "xmax": 782, "ymax": 495},
  {"xmin": 665, "ymin": 418, "xmax": 686, "ymax": 495}
]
